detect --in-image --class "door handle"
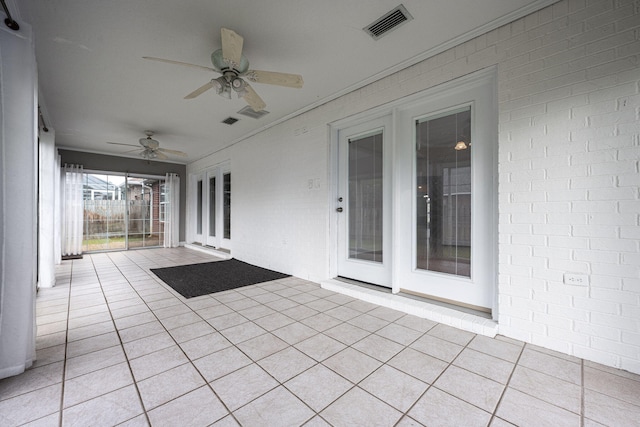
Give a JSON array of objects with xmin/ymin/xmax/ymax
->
[{"xmin": 336, "ymin": 207, "xmax": 343, "ymax": 213}]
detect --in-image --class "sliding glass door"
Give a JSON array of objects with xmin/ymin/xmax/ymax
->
[
  {"xmin": 82, "ymin": 173, "xmax": 126, "ymax": 251},
  {"xmin": 127, "ymin": 176, "xmax": 165, "ymax": 249},
  {"xmin": 82, "ymin": 172, "xmax": 165, "ymax": 252}
]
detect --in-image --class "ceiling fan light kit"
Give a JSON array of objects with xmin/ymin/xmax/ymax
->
[{"xmin": 144, "ymin": 28, "xmax": 303, "ymax": 112}]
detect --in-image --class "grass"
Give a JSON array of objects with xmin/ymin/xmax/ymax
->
[{"xmin": 83, "ymin": 235, "xmax": 162, "ymax": 251}]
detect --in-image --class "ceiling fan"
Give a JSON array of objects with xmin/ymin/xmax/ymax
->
[
  {"xmin": 107, "ymin": 131, "xmax": 187, "ymax": 161},
  {"xmin": 143, "ymin": 28, "xmax": 303, "ymax": 112}
]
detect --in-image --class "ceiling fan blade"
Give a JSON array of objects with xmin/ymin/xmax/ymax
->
[
  {"xmin": 120, "ymin": 148, "xmax": 142, "ymax": 154},
  {"xmin": 245, "ymin": 70, "xmax": 303, "ymax": 88},
  {"xmin": 220, "ymin": 28, "xmax": 243, "ymax": 68},
  {"xmin": 143, "ymin": 56, "xmax": 217, "ymax": 73},
  {"xmin": 107, "ymin": 141, "xmax": 139, "ymax": 147},
  {"xmin": 157, "ymin": 148, "xmax": 187, "ymax": 157},
  {"xmin": 154, "ymin": 151, "xmax": 169, "ymax": 160},
  {"xmin": 242, "ymin": 83, "xmax": 267, "ymax": 112},
  {"xmin": 184, "ymin": 81, "xmax": 215, "ymax": 99}
]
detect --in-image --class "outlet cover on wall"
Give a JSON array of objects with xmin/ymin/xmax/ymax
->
[{"xmin": 564, "ymin": 273, "xmax": 589, "ymax": 286}]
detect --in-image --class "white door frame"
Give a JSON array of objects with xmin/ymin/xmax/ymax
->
[
  {"xmin": 204, "ymin": 168, "xmax": 218, "ymax": 247},
  {"xmin": 329, "ymin": 67, "xmax": 498, "ymax": 314},
  {"xmin": 336, "ymin": 115, "xmax": 393, "ymax": 287},
  {"xmin": 189, "ymin": 162, "xmax": 231, "ymax": 250},
  {"xmin": 191, "ymin": 173, "xmax": 205, "ymax": 244}
]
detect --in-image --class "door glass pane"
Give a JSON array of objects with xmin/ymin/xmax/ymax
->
[
  {"xmin": 196, "ymin": 179, "xmax": 203, "ymax": 235},
  {"xmin": 82, "ymin": 173, "xmax": 126, "ymax": 251},
  {"xmin": 416, "ymin": 108, "xmax": 471, "ymax": 277},
  {"xmin": 223, "ymin": 173, "xmax": 231, "ymax": 239},
  {"xmin": 209, "ymin": 177, "xmax": 216, "ymax": 237},
  {"xmin": 127, "ymin": 177, "xmax": 164, "ymax": 249},
  {"xmin": 348, "ymin": 131, "xmax": 383, "ymax": 263}
]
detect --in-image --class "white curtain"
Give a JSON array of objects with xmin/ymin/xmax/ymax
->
[
  {"xmin": 164, "ymin": 173, "xmax": 180, "ymax": 247},
  {"xmin": 62, "ymin": 164, "xmax": 84, "ymax": 256},
  {"xmin": 0, "ymin": 19, "xmax": 38, "ymax": 379},
  {"xmin": 54, "ymin": 154, "xmax": 62, "ymax": 263}
]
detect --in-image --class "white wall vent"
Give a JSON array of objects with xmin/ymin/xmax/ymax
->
[
  {"xmin": 237, "ymin": 106, "xmax": 270, "ymax": 119},
  {"xmin": 364, "ymin": 4, "xmax": 413, "ymax": 40}
]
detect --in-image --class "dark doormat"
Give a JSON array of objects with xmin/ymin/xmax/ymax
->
[{"xmin": 150, "ymin": 258, "xmax": 290, "ymax": 298}]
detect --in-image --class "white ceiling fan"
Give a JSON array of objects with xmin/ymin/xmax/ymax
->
[
  {"xmin": 107, "ymin": 131, "xmax": 187, "ymax": 161},
  {"xmin": 143, "ymin": 28, "xmax": 304, "ymax": 112}
]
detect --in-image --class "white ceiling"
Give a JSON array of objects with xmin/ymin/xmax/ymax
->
[{"xmin": 17, "ymin": 0, "xmax": 552, "ymax": 164}]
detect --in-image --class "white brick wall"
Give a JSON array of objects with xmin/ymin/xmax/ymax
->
[
  {"xmin": 188, "ymin": 0, "xmax": 640, "ymax": 373},
  {"xmin": 497, "ymin": 0, "xmax": 640, "ymax": 373}
]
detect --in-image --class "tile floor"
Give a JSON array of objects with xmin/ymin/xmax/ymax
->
[{"xmin": 1, "ymin": 247, "xmax": 639, "ymax": 426}]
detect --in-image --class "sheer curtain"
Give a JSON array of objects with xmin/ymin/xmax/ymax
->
[
  {"xmin": 62, "ymin": 164, "xmax": 84, "ymax": 256},
  {"xmin": 164, "ymin": 173, "xmax": 180, "ymax": 247}
]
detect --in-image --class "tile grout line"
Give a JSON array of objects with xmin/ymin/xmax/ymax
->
[
  {"xmin": 396, "ymin": 328, "xmax": 481, "ymax": 426},
  {"xmin": 35, "ymin": 249, "xmax": 640, "ymax": 426},
  {"xmin": 347, "ymin": 320, "xmax": 440, "ymax": 427},
  {"xmin": 89, "ymin": 253, "xmax": 153, "ymax": 426},
  {"xmin": 204, "ymin": 281, "xmax": 334, "ymax": 424},
  {"xmin": 486, "ymin": 339, "xmax": 526, "ymax": 426},
  {"xmin": 114, "ymin": 250, "xmax": 245, "ymax": 426},
  {"xmin": 57, "ymin": 258, "xmax": 74, "ymax": 427},
  {"xmin": 580, "ymin": 358, "xmax": 585, "ymax": 427}
]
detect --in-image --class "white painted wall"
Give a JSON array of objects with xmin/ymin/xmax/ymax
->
[{"xmin": 188, "ymin": 0, "xmax": 640, "ymax": 373}]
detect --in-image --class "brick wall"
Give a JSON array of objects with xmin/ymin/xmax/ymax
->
[
  {"xmin": 496, "ymin": 0, "xmax": 639, "ymax": 374},
  {"xmin": 188, "ymin": 0, "xmax": 640, "ymax": 373}
]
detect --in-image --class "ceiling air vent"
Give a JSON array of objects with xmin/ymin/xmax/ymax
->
[
  {"xmin": 222, "ymin": 117, "xmax": 239, "ymax": 125},
  {"xmin": 237, "ymin": 106, "xmax": 270, "ymax": 119},
  {"xmin": 364, "ymin": 4, "xmax": 413, "ymax": 40}
]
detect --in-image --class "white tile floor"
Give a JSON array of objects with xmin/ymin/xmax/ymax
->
[{"xmin": 1, "ymin": 247, "xmax": 639, "ymax": 426}]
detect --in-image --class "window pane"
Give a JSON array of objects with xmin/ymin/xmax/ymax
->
[
  {"xmin": 209, "ymin": 177, "xmax": 216, "ymax": 237},
  {"xmin": 223, "ymin": 173, "xmax": 231, "ymax": 239},
  {"xmin": 348, "ymin": 131, "xmax": 383, "ymax": 263},
  {"xmin": 415, "ymin": 108, "xmax": 471, "ymax": 277},
  {"xmin": 197, "ymin": 180, "xmax": 203, "ymax": 235}
]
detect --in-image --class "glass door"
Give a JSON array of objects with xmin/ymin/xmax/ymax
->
[
  {"xmin": 82, "ymin": 172, "xmax": 165, "ymax": 251},
  {"xmin": 415, "ymin": 108, "xmax": 472, "ymax": 278},
  {"xmin": 193, "ymin": 164, "xmax": 231, "ymax": 250},
  {"xmin": 127, "ymin": 175, "xmax": 165, "ymax": 249},
  {"xmin": 337, "ymin": 116, "xmax": 392, "ymax": 287},
  {"xmin": 396, "ymin": 73, "xmax": 497, "ymax": 311},
  {"xmin": 222, "ymin": 171, "xmax": 231, "ymax": 248},
  {"xmin": 82, "ymin": 173, "xmax": 126, "ymax": 251},
  {"xmin": 193, "ymin": 174, "xmax": 204, "ymax": 244},
  {"xmin": 205, "ymin": 173, "xmax": 217, "ymax": 247}
]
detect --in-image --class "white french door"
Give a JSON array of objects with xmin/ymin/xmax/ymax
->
[
  {"xmin": 193, "ymin": 174, "xmax": 204, "ymax": 244},
  {"xmin": 192, "ymin": 163, "xmax": 231, "ymax": 250},
  {"xmin": 204, "ymin": 171, "xmax": 218, "ymax": 247},
  {"xmin": 334, "ymin": 69, "xmax": 497, "ymax": 312},
  {"xmin": 336, "ymin": 116, "xmax": 392, "ymax": 287}
]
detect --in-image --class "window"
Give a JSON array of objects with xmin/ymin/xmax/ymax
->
[{"xmin": 159, "ymin": 183, "xmax": 167, "ymax": 222}]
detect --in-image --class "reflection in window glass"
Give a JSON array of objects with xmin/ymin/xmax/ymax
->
[
  {"xmin": 197, "ymin": 180, "xmax": 203, "ymax": 235},
  {"xmin": 223, "ymin": 173, "xmax": 231, "ymax": 239},
  {"xmin": 415, "ymin": 108, "xmax": 471, "ymax": 277},
  {"xmin": 348, "ymin": 131, "xmax": 383, "ymax": 263},
  {"xmin": 82, "ymin": 173, "xmax": 126, "ymax": 251},
  {"xmin": 209, "ymin": 177, "xmax": 216, "ymax": 237}
]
